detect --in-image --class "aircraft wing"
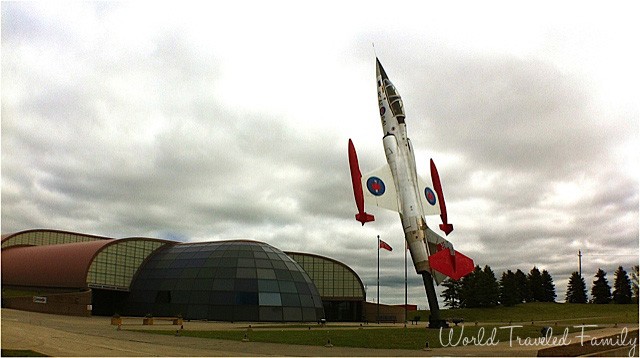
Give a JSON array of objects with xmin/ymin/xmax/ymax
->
[
  {"xmin": 362, "ymin": 164, "xmax": 399, "ymax": 212},
  {"xmin": 426, "ymin": 227, "xmax": 474, "ymax": 282},
  {"xmin": 417, "ymin": 175, "xmax": 442, "ymax": 216},
  {"xmin": 361, "ymin": 166, "xmax": 443, "ymax": 216}
]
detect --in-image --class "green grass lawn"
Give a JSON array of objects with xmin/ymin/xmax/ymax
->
[
  {"xmin": 410, "ymin": 302, "xmax": 639, "ymax": 325},
  {"xmin": 131, "ymin": 303, "xmax": 638, "ymax": 350},
  {"xmin": 136, "ymin": 324, "xmax": 600, "ymax": 350},
  {"xmin": 1, "ymin": 349, "xmax": 48, "ymax": 357}
]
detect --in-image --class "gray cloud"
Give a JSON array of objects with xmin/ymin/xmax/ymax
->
[{"xmin": 2, "ymin": 2, "xmax": 638, "ymax": 307}]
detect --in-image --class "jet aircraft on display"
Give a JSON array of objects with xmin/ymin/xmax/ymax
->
[{"xmin": 348, "ymin": 58, "xmax": 474, "ymax": 327}]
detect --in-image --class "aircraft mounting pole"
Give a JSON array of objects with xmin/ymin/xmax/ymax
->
[
  {"xmin": 377, "ymin": 235, "xmax": 380, "ymax": 324},
  {"xmin": 404, "ymin": 240, "xmax": 408, "ymax": 325},
  {"xmin": 421, "ymin": 272, "xmax": 447, "ymax": 328}
]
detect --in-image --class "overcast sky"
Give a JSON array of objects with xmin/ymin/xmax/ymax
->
[{"xmin": 2, "ymin": 1, "xmax": 638, "ymax": 307}]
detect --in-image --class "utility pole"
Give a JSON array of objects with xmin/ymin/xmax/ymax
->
[{"xmin": 578, "ymin": 250, "xmax": 582, "ymax": 278}]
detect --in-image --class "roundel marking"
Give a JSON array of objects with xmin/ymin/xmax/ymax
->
[
  {"xmin": 379, "ymin": 106, "xmax": 386, "ymax": 116},
  {"xmin": 366, "ymin": 176, "xmax": 386, "ymax": 196},
  {"xmin": 425, "ymin": 187, "xmax": 437, "ymax": 206}
]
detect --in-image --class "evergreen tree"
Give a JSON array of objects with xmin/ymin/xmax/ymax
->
[
  {"xmin": 499, "ymin": 270, "xmax": 520, "ymax": 306},
  {"xmin": 527, "ymin": 267, "xmax": 544, "ymax": 302},
  {"xmin": 441, "ymin": 278, "xmax": 462, "ymax": 308},
  {"xmin": 459, "ymin": 265, "xmax": 482, "ymax": 308},
  {"xmin": 612, "ymin": 266, "xmax": 632, "ymax": 304},
  {"xmin": 479, "ymin": 265, "xmax": 500, "ymax": 307},
  {"xmin": 541, "ymin": 270, "xmax": 556, "ymax": 302},
  {"xmin": 630, "ymin": 265, "xmax": 639, "ymax": 303},
  {"xmin": 566, "ymin": 271, "xmax": 587, "ymax": 303},
  {"xmin": 591, "ymin": 268, "xmax": 612, "ymax": 304},
  {"xmin": 459, "ymin": 265, "xmax": 501, "ymax": 308},
  {"xmin": 514, "ymin": 269, "xmax": 529, "ymax": 303}
]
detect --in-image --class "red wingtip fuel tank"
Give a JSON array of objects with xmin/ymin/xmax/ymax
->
[
  {"xmin": 348, "ymin": 139, "xmax": 375, "ymax": 225},
  {"xmin": 430, "ymin": 159, "xmax": 453, "ymax": 235}
]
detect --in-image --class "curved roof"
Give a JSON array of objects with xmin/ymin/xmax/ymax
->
[
  {"xmin": 1, "ymin": 229, "xmax": 111, "ymax": 249},
  {"xmin": 87, "ymin": 238, "xmax": 170, "ymax": 290},
  {"xmin": 1, "ymin": 235, "xmax": 172, "ymax": 290},
  {"xmin": 126, "ymin": 240, "xmax": 324, "ymax": 322},
  {"xmin": 286, "ymin": 251, "xmax": 366, "ymax": 301},
  {"xmin": 1, "ymin": 240, "xmax": 114, "ymax": 288}
]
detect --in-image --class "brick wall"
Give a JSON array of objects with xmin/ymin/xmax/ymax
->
[
  {"xmin": 2, "ymin": 289, "xmax": 92, "ymax": 316},
  {"xmin": 362, "ymin": 302, "xmax": 406, "ymax": 323}
]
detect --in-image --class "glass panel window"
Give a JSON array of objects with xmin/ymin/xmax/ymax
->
[
  {"xmin": 174, "ymin": 279, "xmax": 195, "ymax": 291},
  {"xmin": 215, "ymin": 267, "xmax": 236, "ymax": 278},
  {"xmin": 236, "ymin": 267, "xmax": 257, "ymax": 279},
  {"xmin": 290, "ymin": 271, "xmax": 305, "ymax": 282},
  {"xmin": 281, "ymin": 293, "xmax": 300, "ymax": 306},
  {"xmin": 259, "ymin": 292, "xmax": 282, "ymax": 306},
  {"xmin": 275, "ymin": 269, "xmax": 292, "ymax": 281},
  {"xmin": 212, "ymin": 279, "xmax": 234, "ymax": 291},
  {"xmin": 218, "ymin": 257, "xmax": 238, "ymax": 267},
  {"xmin": 253, "ymin": 252, "xmax": 268, "ymax": 259},
  {"xmin": 235, "ymin": 292, "xmax": 258, "ymax": 305},
  {"xmin": 210, "ymin": 291, "xmax": 234, "ymax": 305},
  {"xmin": 259, "ymin": 306, "xmax": 282, "ymax": 321},
  {"xmin": 197, "ymin": 267, "xmax": 216, "ymax": 278},
  {"xmin": 237, "ymin": 258, "xmax": 255, "ymax": 267},
  {"xmin": 234, "ymin": 279, "xmax": 258, "ymax": 292},
  {"xmin": 255, "ymin": 259, "xmax": 272, "ymax": 268},
  {"xmin": 190, "ymin": 291, "xmax": 209, "ymax": 304},
  {"xmin": 257, "ymin": 280, "xmax": 279, "ymax": 292},
  {"xmin": 279, "ymin": 281, "xmax": 297, "ymax": 293},
  {"xmin": 299, "ymin": 295, "xmax": 314, "ymax": 307},
  {"xmin": 256, "ymin": 268, "xmax": 276, "ymax": 280},
  {"xmin": 282, "ymin": 307, "xmax": 302, "ymax": 321}
]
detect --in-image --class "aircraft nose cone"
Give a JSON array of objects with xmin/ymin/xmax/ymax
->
[{"xmin": 376, "ymin": 57, "xmax": 389, "ymax": 81}]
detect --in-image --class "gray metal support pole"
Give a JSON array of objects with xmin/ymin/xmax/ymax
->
[
  {"xmin": 421, "ymin": 272, "xmax": 447, "ymax": 328},
  {"xmin": 377, "ymin": 235, "xmax": 380, "ymax": 324},
  {"xmin": 404, "ymin": 241, "xmax": 407, "ymax": 325}
]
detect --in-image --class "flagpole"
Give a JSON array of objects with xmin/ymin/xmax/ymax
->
[{"xmin": 377, "ymin": 235, "xmax": 380, "ymax": 324}]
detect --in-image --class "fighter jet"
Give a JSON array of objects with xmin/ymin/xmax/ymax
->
[{"xmin": 348, "ymin": 58, "xmax": 474, "ymax": 327}]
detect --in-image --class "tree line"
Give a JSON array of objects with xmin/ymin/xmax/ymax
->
[
  {"xmin": 441, "ymin": 264, "xmax": 638, "ymax": 308},
  {"xmin": 566, "ymin": 265, "xmax": 638, "ymax": 304}
]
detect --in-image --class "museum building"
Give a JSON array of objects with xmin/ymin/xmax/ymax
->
[{"xmin": 1, "ymin": 229, "xmax": 366, "ymax": 322}]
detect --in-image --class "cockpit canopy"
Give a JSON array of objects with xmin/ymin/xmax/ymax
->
[{"xmin": 384, "ymin": 79, "xmax": 405, "ymax": 123}]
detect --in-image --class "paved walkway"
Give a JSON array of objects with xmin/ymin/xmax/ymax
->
[{"xmin": 1, "ymin": 309, "xmax": 637, "ymax": 356}]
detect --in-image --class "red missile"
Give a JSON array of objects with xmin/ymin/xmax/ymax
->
[
  {"xmin": 348, "ymin": 139, "xmax": 374, "ymax": 225},
  {"xmin": 430, "ymin": 159, "xmax": 453, "ymax": 235}
]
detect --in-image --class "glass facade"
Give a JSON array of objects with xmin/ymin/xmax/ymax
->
[
  {"xmin": 287, "ymin": 252, "xmax": 365, "ymax": 321},
  {"xmin": 124, "ymin": 241, "xmax": 324, "ymax": 322},
  {"xmin": 2, "ymin": 230, "xmax": 363, "ymax": 321},
  {"xmin": 286, "ymin": 253, "xmax": 365, "ymax": 300},
  {"xmin": 86, "ymin": 239, "xmax": 167, "ymax": 290},
  {"xmin": 1, "ymin": 229, "xmax": 104, "ymax": 249}
]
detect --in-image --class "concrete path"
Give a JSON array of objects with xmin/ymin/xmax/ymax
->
[{"xmin": 1, "ymin": 309, "xmax": 637, "ymax": 356}]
